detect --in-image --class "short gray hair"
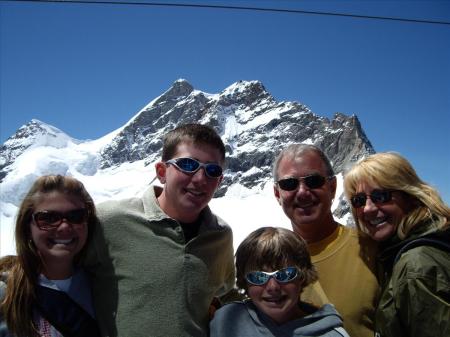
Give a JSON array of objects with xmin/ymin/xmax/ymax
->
[{"xmin": 272, "ymin": 144, "xmax": 334, "ymax": 181}]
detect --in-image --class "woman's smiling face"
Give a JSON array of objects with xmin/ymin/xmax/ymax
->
[
  {"xmin": 30, "ymin": 191, "xmax": 88, "ymax": 276},
  {"xmin": 354, "ymin": 182, "xmax": 412, "ymax": 241}
]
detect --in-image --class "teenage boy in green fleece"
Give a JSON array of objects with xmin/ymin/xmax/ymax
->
[{"xmin": 85, "ymin": 123, "xmax": 235, "ymax": 337}]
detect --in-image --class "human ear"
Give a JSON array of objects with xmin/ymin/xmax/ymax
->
[
  {"xmin": 217, "ymin": 175, "xmax": 224, "ymax": 187},
  {"xmin": 155, "ymin": 162, "xmax": 167, "ymax": 184},
  {"xmin": 273, "ymin": 184, "xmax": 282, "ymax": 205},
  {"xmin": 329, "ymin": 176, "xmax": 337, "ymax": 199}
]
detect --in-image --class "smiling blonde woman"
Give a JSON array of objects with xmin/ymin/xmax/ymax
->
[{"xmin": 344, "ymin": 152, "xmax": 450, "ymax": 337}]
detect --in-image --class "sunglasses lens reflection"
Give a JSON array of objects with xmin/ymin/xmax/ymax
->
[
  {"xmin": 277, "ymin": 178, "xmax": 299, "ymax": 191},
  {"xmin": 371, "ymin": 190, "xmax": 392, "ymax": 203},
  {"xmin": 304, "ymin": 175, "xmax": 326, "ymax": 189},
  {"xmin": 350, "ymin": 190, "xmax": 393, "ymax": 208},
  {"xmin": 204, "ymin": 164, "xmax": 223, "ymax": 178},
  {"xmin": 176, "ymin": 158, "xmax": 200, "ymax": 172},
  {"xmin": 245, "ymin": 267, "xmax": 298, "ymax": 285},
  {"xmin": 274, "ymin": 267, "xmax": 298, "ymax": 282},
  {"xmin": 246, "ymin": 271, "xmax": 269, "ymax": 285},
  {"xmin": 351, "ymin": 194, "xmax": 367, "ymax": 208},
  {"xmin": 171, "ymin": 158, "xmax": 222, "ymax": 178},
  {"xmin": 33, "ymin": 209, "xmax": 87, "ymax": 229},
  {"xmin": 277, "ymin": 175, "xmax": 327, "ymax": 191}
]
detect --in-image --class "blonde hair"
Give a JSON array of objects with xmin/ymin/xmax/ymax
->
[
  {"xmin": 0, "ymin": 175, "xmax": 97, "ymax": 336},
  {"xmin": 235, "ymin": 227, "xmax": 318, "ymax": 294},
  {"xmin": 344, "ymin": 152, "xmax": 450, "ymax": 239}
]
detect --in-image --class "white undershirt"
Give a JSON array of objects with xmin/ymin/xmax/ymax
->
[{"xmin": 51, "ymin": 277, "xmax": 73, "ymax": 293}]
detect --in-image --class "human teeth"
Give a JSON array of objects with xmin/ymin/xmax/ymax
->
[
  {"xmin": 297, "ymin": 202, "xmax": 314, "ymax": 208},
  {"xmin": 53, "ymin": 239, "xmax": 74, "ymax": 244},
  {"xmin": 369, "ymin": 218, "xmax": 387, "ymax": 226},
  {"xmin": 267, "ymin": 298, "xmax": 281, "ymax": 302},
  {"xmin": 187, "ymin": 190, "xmax": 202, "ymax": 196}
]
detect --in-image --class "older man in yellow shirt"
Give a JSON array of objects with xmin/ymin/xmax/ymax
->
[{"xmin": 273, "ymin": 144, "xmax": 379, "ymax": 337}]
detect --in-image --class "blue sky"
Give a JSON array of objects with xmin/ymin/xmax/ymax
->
[{"xmin": 1, "ymin": 0, "xmax": 449, "ymax": 203}]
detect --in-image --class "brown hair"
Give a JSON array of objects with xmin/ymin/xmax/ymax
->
[
  {"xmin": 0, "ymin": 175, "xmax": 97, "ymax": 336},
  {"xmin": 235, "ymin": 227, "xmax": 318, "ymax": 294},
  {"xmin": 161, "ymin": 123, "xmax": 226, "ymax": 163},
  {"xmin": 344, "ymin": 152, "xmax": 450, "ymax": 239}
]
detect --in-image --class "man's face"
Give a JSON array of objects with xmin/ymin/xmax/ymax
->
[
  {"xmin": 273, "ymin": 151, "xmax": 336, "ymax": 232},
  {"xmin": 156, "ymin": 142, "xmax": 223, "ymax": 223}
]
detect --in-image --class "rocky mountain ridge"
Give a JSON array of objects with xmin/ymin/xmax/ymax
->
[{"xmin": 0, "ymin": 79, "xmax": 374, "ymax": 220}]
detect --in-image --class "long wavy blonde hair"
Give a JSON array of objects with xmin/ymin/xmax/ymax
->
[
  {"xmin": 0, "ymin": 175, "xmax": 97, "ymax": 337},
  {"xmin": 344, "ymin": 152, "xmax": 450, "ymax": 239}
]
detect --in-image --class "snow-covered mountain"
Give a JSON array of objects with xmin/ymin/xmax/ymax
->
[{"xmin": 0, "ymin": 79, "xmax": 374, "ymax": 256}]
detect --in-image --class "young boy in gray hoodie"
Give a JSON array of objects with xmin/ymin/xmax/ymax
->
[{"xmin": 210, "ymin": 227, "xmax": 349, "ymax": 337}]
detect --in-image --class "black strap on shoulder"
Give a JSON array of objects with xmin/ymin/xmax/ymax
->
[
  {"xmin": 35, "ymin": 285, "xmax": 101, "ymax": 337},
  {"xmin": 394, "ymin": 232, "xmax": 450, "ymax": 265}
]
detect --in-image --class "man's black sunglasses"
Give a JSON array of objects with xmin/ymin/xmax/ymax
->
[
  {"xmin": 276, "ymin": 174, "xmax": 334, "ymax": 191},
  {"xmin": 350, "ymin": 189, "xmax": 393, "ymax": 208},
  {"xmin": 165, "ymin": 157, "xmax": 223, "ymax": 178}
]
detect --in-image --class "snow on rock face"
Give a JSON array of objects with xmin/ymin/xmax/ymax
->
[{"xmin": 0, "ymin": 79, "xmax": 373, "ymax": 255}]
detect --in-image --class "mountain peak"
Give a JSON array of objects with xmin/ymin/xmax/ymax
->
[
  {"xmin": 221, "ymin": 80, "xmax": 267, "ymax": 98},
  {"xmin": 0, "ymin": 119, "xmax": 78, "ymax": 182},
  {"xmin": 1, "ymin": 79, "xmax": 375, "ymax": 225},
  {"xmin": 154, "ymin": 79, "xmax": 194, "ymax": 104}
]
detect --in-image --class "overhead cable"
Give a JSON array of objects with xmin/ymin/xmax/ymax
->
[{"xmin": 3, "ymin": 0, "xmax": 450, "ymax": 26}]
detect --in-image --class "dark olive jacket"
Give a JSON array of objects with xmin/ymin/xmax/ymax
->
[{"xmin": 375, "ymin": 220, "xmax": 450, "ymax": 337}]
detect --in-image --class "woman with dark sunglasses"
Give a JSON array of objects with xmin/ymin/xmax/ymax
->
[
  {"xmin": 210, "ymin": 227, "xmax": 349, "ymax": 337},
  {"xmin": 344, "ymin": 152, "xmax": 450, "ymax": 337},
  {"xmin": 0, "ymin": 175, "xmax": 100, "ymax": 337}
]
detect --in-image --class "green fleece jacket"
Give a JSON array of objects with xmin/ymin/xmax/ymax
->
[
  {"xmin": 84, "ymin": 186, "xmax": 235, "ymax": 337},
  {"xmin": 375, "ymin": 220, "xmax": 450, "ymax": 337}
]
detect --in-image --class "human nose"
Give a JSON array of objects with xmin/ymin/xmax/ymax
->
[
  {"xmin": 265, "ymin": 277, "xmax": 281, "ymax": 291},
  {"xmin": 362, "ymin": 197, "xmax": 379, "ymax": 214},
  {"xmin": 295, "ymin": 180, "xmax": 311, "ymax": 195},
  {"xmin": 190, "ymin": 167, "xmax": 208, "ymax": 182},
  {"xmin": 55, "ymin": 218, "xmax": 73, "ymax": 230}
]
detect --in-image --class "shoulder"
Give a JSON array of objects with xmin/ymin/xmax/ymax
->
[
  {"xmin": 97, "ymin": 196, "xmax": 143, "ymax": 219},
  {"xmin": 95, "ymin": 192, "xmax": 160, "ymax": 231},
  {"xmin": 394, "ymin": 244, "xmax": 450, "ymax": 280},
  {"xmin": 0, "ymin": 268, "xmax": 11, "ymax": 301},
  {"xmin": 335, "ymin": 224, "xmax": 378, "ymax": 254},
  {"xmin": 342, "ymin": 225, "xmax": 379, "ymax": 260},
  {"xmin": 210, "ymin": 302, "xmax": 249, "ymax": 328},
  {"xmin": 0, "ymin": 279, "xmax": 6, "ymax": 302},
  {"xmin": 313, "ymin": 304, "xmax": 350, "ymax": 337},
  {"xmin": 199, "ymin": 208, "xmax": 232, "ymax": 233},
  {"xmin": 212, "ymin": 301, "xmax": 253, "ymax": 323}
]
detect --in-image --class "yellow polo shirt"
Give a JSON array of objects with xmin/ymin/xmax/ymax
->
[{"xmin": 301, "ymin": 225, "xmax": 379, "ymax": 337}]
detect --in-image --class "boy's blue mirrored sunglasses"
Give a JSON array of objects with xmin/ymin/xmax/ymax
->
[
  {"xmin": 245, "ymin": 267, "xmax": 299, "ymax": 286},
  {"xmin": 165, "ymin": 157, "xmax": 223, "ymax": 178}
]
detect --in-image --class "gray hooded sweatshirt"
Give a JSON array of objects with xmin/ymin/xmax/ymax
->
[{"xmin": 210, "ymin": 300, "xmax": 349, "ymax": 337}]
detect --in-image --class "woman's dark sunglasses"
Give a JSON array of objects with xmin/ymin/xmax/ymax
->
[
  {"xmin": 245, "ymin": 267, "xmax": 299, "ymax": 286},
  {"xmin": 32, "ymin": 209, "xmax": 88, "ymax": 230},
  {"xmin": 165, "ymin": 157, "xmax": 223, "ymax": 178},
  {"xmin": 350, "ymin": 189, "xmax": 393, "ymax": 208},
  {"xmin": 276, "ymin": 174, "xmax": 333, "ymax": 191}
]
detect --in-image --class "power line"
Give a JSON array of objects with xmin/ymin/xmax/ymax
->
[{"xmin": 3, "ymin": 0, "xmax": 450, "ymax": 26}]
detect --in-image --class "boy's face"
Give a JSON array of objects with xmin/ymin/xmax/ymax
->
[
  {"xmin": 156, "ymin": 142, "xmax": 223, "ymax": 223},
  {"xmin": 247, "ymin": 267, "xmax": 303, "ymax": 324}
]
